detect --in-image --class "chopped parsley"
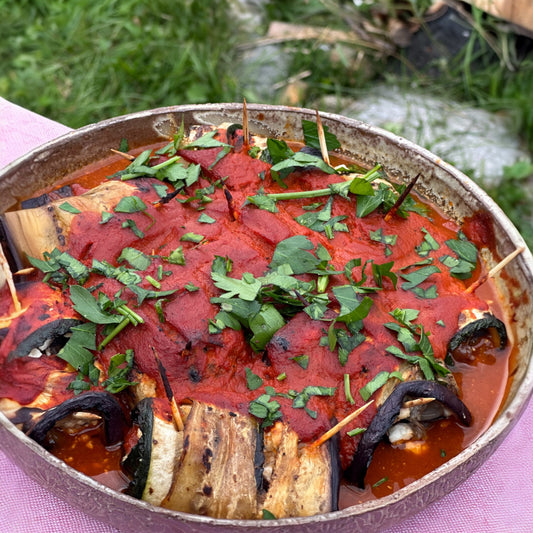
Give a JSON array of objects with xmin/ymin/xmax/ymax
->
[{"xmin": 439, "ymin": 230, "xmax": 478, "ymax": 279}]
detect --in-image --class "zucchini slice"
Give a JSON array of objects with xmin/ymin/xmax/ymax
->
[{"xmin": 123, "ymin": 397, "xmax": 183, "ymax": 506}]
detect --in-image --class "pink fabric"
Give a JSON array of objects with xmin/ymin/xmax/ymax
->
[{"xmin": 0, "ymin": 97, "xmax": 532, "ymax": 532}]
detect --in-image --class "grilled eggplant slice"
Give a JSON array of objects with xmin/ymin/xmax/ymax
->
[
  {"xmin": 163, "ymin": 401, "xmax": 260, "ymax": 519},
  {"xmin": 28, "ymin": 391, "xmax": 126, "ymax": 447},
  {"xmin": 259, "ymin": 421, "xmax": 340, "ymax": 518},
  {"xmin": 346, "ymin": 380, "xmax": 472, "ymax": 488},
  {"xmin": 123, "ymin": 397, "xmax": 184, "ymax": 506},
  {"xmin": 447, "ymin": 310, "xmax": 508, "ymax": 364},
  {"xmin": 7, "ymin": 318, "xmax": 82, "ymax": 362},
  {"xmin": 2, "ymin": 180, "xmax": 135, "ymax": 262}
]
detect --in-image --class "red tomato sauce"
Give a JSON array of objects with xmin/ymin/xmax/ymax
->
[{"xmin": 0, "ymin": 128, "xmax": 515, "ymax": 505}]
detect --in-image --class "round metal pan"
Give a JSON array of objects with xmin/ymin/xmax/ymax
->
[{"xmin": 1, "ymin": 103, "xmax": 532, "ymax": 532}]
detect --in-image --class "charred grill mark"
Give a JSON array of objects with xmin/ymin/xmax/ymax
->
[
  {"xmin": 254, "ymin": 427, "xmax": 265, "ymax": 492},
  {"xmin": 0, "ymin": 215, "xmax": 24, "ymax": 272},
  {"xmin": 327, "ymin": 424, "xmax": 341, "ymax": 512},
  {"xmin": 20, "ymin": 185, "xmax": 73, "ymax": 209},
  {"xmin": 188, "ymin": 366, "xmax": 201, "ymax": 383},
  {"xmin": 202, "ymin": 448, "xmax": 213, "ymax": 473},
  {"xmin": 271, "ymin": 335, "xmax": 290, "ymax": 352},
  {"xmin": 261, "ymin": 350, "xmax": 272, "ymax": 366}
]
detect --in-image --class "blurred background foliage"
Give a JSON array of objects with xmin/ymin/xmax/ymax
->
[
  {"xmin": 1, "ymin": 0, "xmax": 533, "ymax": 246},
  {"xmin": 0, "ymin": 0, "xmax": 241, "ymax": 126}
]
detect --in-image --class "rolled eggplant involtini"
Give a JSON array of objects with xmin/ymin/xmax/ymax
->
[
  {"xmin": 2, "ymin": 180, "xmax": 136, "ymax": 262},
  {"xmin": 162, "ymin": 401, "xmax": 260, "ymax": 518},
  {"xmin": 346, "ymin": 379, "xmax": 472, "ymax": 488},
  {"xmin": 123, "ymin": 397, "xmax": 184, "ymax": 506},
  {"xmin": 447, "ymin": 309, "xmax": 508, "ymax": 364},
  {"xmin": 259, "ymin": 421, "xmax": 340, "ymax": 518},
  {"xmin": 121, "ymin": 399, "xmax": 340, "ymax": 519}
]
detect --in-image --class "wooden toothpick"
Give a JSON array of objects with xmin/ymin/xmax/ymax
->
[
  {"xmin": 309, "ymin": 400, "xmax": 374, "ymax": 448},
  {"xmin": 402, "ymin": 397, "xmax": 435, "ymax": 409},
  {"xmin": 110, "ymin": 148, "xmax": 135, "ymax": 161},
  {"xmin": 242, "ymin": 97, "xmax": 250, "ymax": 151},
  {"xmin": 315, "ymin": 109, "xmax": 330, "ymax": 166},
  {"xmin": 0, "ymin": 243, "xmax": 21, "ymax": 313},
  {"xmin": 151, "ymin": 347, "xmax": 184, "ymax": 431},
  {"xmin": 465, "ymin": 246, "xmax": 525, "ymax": 294}
]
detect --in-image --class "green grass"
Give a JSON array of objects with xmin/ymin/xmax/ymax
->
[
  {"xmin": 1, "ymin": 0, "xmax": 532, "ymax": 247},
  {"xmin": 0, "ymin": 0, "xmax": 242, "ymax": 128}
]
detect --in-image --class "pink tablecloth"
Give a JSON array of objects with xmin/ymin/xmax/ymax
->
[{"xmin": 0, "ymin": 96, "xmax": 532, "ymax": 533}]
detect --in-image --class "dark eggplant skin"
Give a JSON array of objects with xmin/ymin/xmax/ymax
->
[
  {"xmin": 7, "ymin": 318, "xmax": 82, "ymax": 361},
  {"xmin": 447, "ymin": 312, "xmax": 508, "ymax": 362},
  {"xmin": 327, "ymin": 428, "xmax": 342, "ymax": 512},
  {"xmin": 122, "ymin": 398, "xmax": 154, "ymax": 499},
  {"xmin": 254, "ymin": 428, "xmax": 265, "ymax": 492},
  {"xmin": 20, "ymin": 185, "xmax": 73, "ymax": 209},
  {"xmin": 345, "ymin": 380, "xmax": 472, "ymax": 489},
  {"xmin": 28, "ymin": 392, "xmax": 126, "ymax": 447},
  {"xmin": 298, "ymin": 145, "xmax": 324, "ymax": 159}
]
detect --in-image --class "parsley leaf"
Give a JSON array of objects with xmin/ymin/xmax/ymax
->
[
  {"xmin": 245, "ymin": 367, "xmax": 263, "ymax": 391},
  {"xmin": 102, "ymin": 349, "xmax": 138, "ymax": 393},
  {"xmin": 180, "ymin": 232, "xmax": 205, "ymax": 243},
  {"xmin": 57, "ymin": 323, "xmax": 97, "ymax": 371},
  {"xmin": 416, "ymin": 228, "xmax": 440, "ymax": 257},
  {"xmin": 400, "ymin": 265, "xmax": 440, "ymax": 291},
  {"xmin": 268, "ymin": 235, "xmax": 320, "ymax": 275},
  {"xmin": 117, "ymin": 247, "xmax": 151, "ymax": 271},
  {"xmin": 359, "ymin": 371, "xmax": 391, "ymax": 402},
  {"xmin": 249, "ymin": 394, "xmax": 282, "ymax": 428},
  {"xmin": 270, "ymin": 152, "xmax": 337, "ymax": 187},
  {"xmin": 295, "ymin": 197, "xmax": 349, "ymax": 238},
  {"xmin": 249, "ymin": 304, "xmax": 286, "ymax": 351},
  {"xmin": 198, "ymin": 213, "xmax": 216, "ymax": 224},
  {"xmin": 58, "ymin": 202, "xmax": 81, "ymax": 214},
  {"xmin": 385, "ymin": 310, "xmax": 450, "ymax": 379},
  {"xmin": 121, "ymin": 219, "xmax": 144, "ymax": 238},
  {"xmin": 70, "ymin": 285, "xmax": 123, "ymax": 325},
  {"xmin": 369, "ymin": 228, "xmax": 397, "ymax": 257},
  {"xmin": 166, "ymin": 246, "xmax": 185, "ymax": 265},
  {"xmin": 291, "ymin": 354, "xmax": 309, "ymax": 369},
  {"xmin": 302, "ymin": 119, "xmax": 341, "ymax": 151},
  {"xmin": 184, "ymin": 129, "xmax": 232, "ymax": 150},
  {"xmin": 211, "ymin": 270, "xmax": 262, "ymax": 301},
  {"xmin": 291, "ymin": 385, "xmax": 336, "ymax": 412},
  {"xmin": 439, "ymin": 231, "xmax": 478, "ymax": 279},
  {"xmin": 114, "ymin": 195, "xmax": 147, "ymax": 214},
  {"xmin": 332, "ymin": 286, "xmax": 373, "ymax": 323}
]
